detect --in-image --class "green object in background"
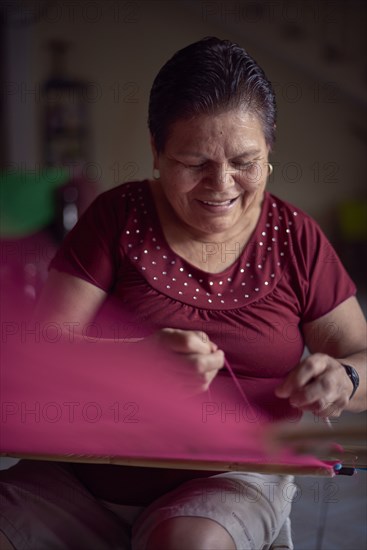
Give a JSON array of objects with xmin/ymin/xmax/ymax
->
[
  {"xmin": 0, "ymin": 169, "xmax": 69, "ymax": 237},
  {"xmin": 338, "ymin": 200, "xmax": 367, "ymax": 242}
]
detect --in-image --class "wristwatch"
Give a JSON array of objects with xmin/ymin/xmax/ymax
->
[{"xmin": 341, "ymin": 364, "xmax": 359, "ymax": 400}]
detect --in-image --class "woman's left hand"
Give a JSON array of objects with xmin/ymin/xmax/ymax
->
[{"xmin": 275, "ymin": 353, "xmax": 353, "ymax": 418}]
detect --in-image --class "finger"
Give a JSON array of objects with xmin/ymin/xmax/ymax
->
[
  {"xmin": 314, "ymin": 403, "xmax": 344, "ymax": 418},
  {"xmin": 158, "ymin": 328, "xmax": 215, "ymax": 354},
  {"xmin": 170, "ymin": 349, "xmax": 225, "ymax": 376},
  {"xmin": 289, "ymin": 377, "xmax": 349, "ymax": 415},
  {"xmin": 283, "ymin": 362, "xmax": 351, "ymax": 417},
  {"xmin": 192, "ymin": 331, "xmax": 218, "ymax": 351},
  {"xmin": 190, "ymin": 349, "xmax": 225, "ymax": 374},
  {"xmin": 275, "ymin": 354, "xmax": 328, "ymax": 398},
  {"xmin": 288, "ymin": 372, "xmax": 334, "ymax": 408}
]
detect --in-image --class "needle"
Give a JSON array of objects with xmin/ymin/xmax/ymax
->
[{"xmin": 323, "ymin": 416, "xmax": 333, "ymax": 430}]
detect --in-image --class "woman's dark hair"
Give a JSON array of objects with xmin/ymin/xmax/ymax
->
[{"xmin": 148, "ymin": 37, "xmax": 276, "ymax": 153}]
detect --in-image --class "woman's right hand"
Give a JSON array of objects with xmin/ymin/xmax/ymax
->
[{"xmin": 147, "ymin": 328, "xmax": 225, "ymax": 396}]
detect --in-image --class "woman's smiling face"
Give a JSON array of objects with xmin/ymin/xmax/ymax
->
[{"xmin": 151, "ymin": 109, "xmax": 271, "ymax": 239}]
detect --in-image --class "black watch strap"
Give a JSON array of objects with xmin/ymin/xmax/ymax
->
[{"xmin": 341, "ymin": 364, "xmax": 359, "ymax": 400}]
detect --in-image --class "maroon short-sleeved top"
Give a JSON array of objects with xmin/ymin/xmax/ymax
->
[
  {"xmin": 51, "ymin": 180, "xmax": 355, "ymax": 415},
  {"xmin": 50, "ymin": 180, "xmax": 356, "ymax": 503}
]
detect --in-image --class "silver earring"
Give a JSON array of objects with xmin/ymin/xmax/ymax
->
[
  {"xmin": 268, "ymin": 163, "xmax": 273, "ymax": 176},
  {"xmin": 153, "ymin": 168, "xmax": 160, "ymax": 180}
]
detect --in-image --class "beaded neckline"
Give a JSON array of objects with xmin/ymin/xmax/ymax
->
[{"xmin": 121, "ymin": 181, "xmax": 298, "ymax": 310}]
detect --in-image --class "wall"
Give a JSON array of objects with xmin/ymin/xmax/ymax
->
[{"xmin": 3, "ymin": 0, "xmax": 366, "ymax": 234}]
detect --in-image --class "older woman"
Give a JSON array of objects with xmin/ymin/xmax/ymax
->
[{"xmin": 0, "ymin": 37, "xmax": 365, "ymax": 550}]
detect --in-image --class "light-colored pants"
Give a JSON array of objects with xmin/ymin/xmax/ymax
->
[{"xmin": 0, "ymin": 460, "xmax": 295, "ymax": 549}]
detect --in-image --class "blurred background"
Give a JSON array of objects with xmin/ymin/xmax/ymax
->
[
  {"xmin": 0, "ymin": 1, "xmax": 366, "ymax": 548},
  {"xmin": 1, "ymin": 0, "xmax": 366, "ymax": 298}
]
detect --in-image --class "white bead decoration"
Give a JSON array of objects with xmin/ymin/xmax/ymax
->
[{"xmin": 123, "ymin": 187, "xmax": 296, "ymax": 308}]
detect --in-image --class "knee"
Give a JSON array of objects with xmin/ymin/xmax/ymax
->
[{"xmin": 146, "ymin": 516, "xmax": 236, "ymax": 550}]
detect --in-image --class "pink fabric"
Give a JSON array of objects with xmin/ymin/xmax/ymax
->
[
  {"xmin": 1, "ymin": 337, "xmax": 335, "ymax": 476},
  {"xmin": 1, "ymin": 181, "xmax": 353, "ymax": 504}
]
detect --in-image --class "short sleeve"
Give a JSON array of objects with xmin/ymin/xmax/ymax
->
[
  {"xmin": 297, "ymin": 216, "xmax": 356, "ymax": 323},
  {"xmin": 49, "ymin": 188, "xmax": 124, "ymax": 291}
]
